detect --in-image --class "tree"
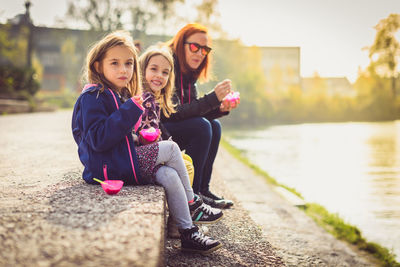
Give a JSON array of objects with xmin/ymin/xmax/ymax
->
[
  {"xmin": 65, "ymin": 0, "xmax": 125, "ymax": 31},
  {"xmin": 130, "ymin": 4, "xmax": 155, "ymax": 38},
  {"xmin": 369, "ymin": 13, "xmax": 400, "ymax": 97},
  {"xmin": 152, "ymin": 0, "xmax": 184, "ymax": 24},
  {"xmin": 63, "ymin": 0, "xmax": 185, "ymax": 35},
  {"xmin": 195, "ymin": 0, "xmax": 224, "ymax": 37}
]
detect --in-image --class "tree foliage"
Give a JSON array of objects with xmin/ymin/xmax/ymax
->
[
  {"xmin": 0, "ymin": 24, "xmax": 40, "ymax": 100},
  {"xmin": 0, "ymin": 24, "xmax": 28, "ymax": 67},
  {"xmin": 65, "ymin": 0, "xmax": 125, "ymax": 31},
  {"xmin": 195, "ymin": 0, "xmax": 224, "ymax": 37},
  {"xmin": 152, "ymin": 0, "xmax": 184, "ymax": 22},
  {"xmin": 368, "ymin": 13, "xmax": 400, "ymax": 97},
  {"xmin": 64, "ymin": 0, "xmax": 185, "ymax": 34}
]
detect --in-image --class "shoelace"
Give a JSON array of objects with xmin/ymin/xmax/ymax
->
[
  {"xmin": 199, "ymin": 203, "xmax": 217, "ymax": 215},
  {"xmin": 191, "ymin": 232, "xmax": 214, "ymax": 245}
]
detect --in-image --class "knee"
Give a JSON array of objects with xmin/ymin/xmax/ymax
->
[
  {"xmin": 170, "ymin": 141, "xmax": 181, "ymax": 154},
  {"xmin": 210, "ymin": 119, "xmax": 222, "ymax": 138},
  {"xmin": 194, "ymin": 117, "xmax": 212, "ymax": 140},
  {"xmin": 156, "ymin": 166, "xmax": 180, "ymax": 188}
]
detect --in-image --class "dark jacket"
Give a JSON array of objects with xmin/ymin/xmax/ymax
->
[
  {"xmin": 161, "ymin": 54, "xmax": 228, "ymax": 122},
  {"xmin": 72, "ymin": 84, "xmax": 148, "ymax": 185}
]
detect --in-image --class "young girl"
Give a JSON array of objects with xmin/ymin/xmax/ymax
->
[
  {"xmin": 71, "ymin": 31, "xmax": 223, "ymax": 254},
  {"xmin": 137, "ymin": 45, "xmax": 221, "ymax": 238}
]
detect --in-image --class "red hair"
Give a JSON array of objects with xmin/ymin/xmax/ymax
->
[{"xmin": 166, "ymin": 23, "xmax": 212, "ymax": 81}]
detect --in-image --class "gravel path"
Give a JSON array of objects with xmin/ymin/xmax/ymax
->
[{"xmin": 165, "ymin": 171, "xmax": 285, "ymax": 267}]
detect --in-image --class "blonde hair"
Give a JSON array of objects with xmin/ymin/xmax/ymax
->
[
  {"xmin": 139, "ymin": 45, "xmax": 176, "ymax": 118},
  {"xmin": 84, "ymin": 30, "xmax": 142, "ymax": 96}
]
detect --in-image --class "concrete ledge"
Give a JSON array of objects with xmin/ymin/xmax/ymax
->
[
  {"xmin": 0, "ymin": 172, "xmax": 166, "ymax": 267},
  {"xmin": 0, "ymin": 99, "xmax": 31, "ymax": 113}
]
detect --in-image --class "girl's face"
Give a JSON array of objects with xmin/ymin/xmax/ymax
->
[
  {"xmin": 184, "ymin": 32, "xmax": 209, "ymax": 70},
  {"xmin": 99, "ymin": 45, "xmax": 135, "ymax": 90},
  {"xmin": 145, "ymin": 55, "xmax": 171, "ymax": 94}
]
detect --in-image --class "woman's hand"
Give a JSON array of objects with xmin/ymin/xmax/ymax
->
[
  {"xmin": 214, "ymin": 79, "xmax": 232, "ymax": 101},
  {"xmin": 220, "ymin": 98, "xmax": 240, "ymax": 112},
  {"xmin": 230, "ymin": 98, "xmax": 240, "ymax": 109},
  {"xmin": 219, "ymin": 99, "xmax": 231, "ymax": 112}
]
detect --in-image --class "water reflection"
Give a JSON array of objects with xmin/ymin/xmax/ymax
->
[{"xmin": 227, "ymin": 121, "xmax": 400, "ymax": 260}]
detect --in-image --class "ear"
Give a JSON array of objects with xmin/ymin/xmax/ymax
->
[{"xmin": 94, "ymin": 61, "xmax": 100, "ymax": 73}]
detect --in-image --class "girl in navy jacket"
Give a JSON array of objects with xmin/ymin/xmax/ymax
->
[{"xmin": 72, "ymin": 31, "xmax": 223, "ymax": 254}]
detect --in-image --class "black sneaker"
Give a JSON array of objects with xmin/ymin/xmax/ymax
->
[
  {"xmin": 200, "ymin": 192, "xmax": 234, "ymax": 209},
  {"xmin": 179, "ymin": 225, "xmax": 222, "ymax": 255},
  {"xmin": 189, "ymin": 195, "xmax": 223, "ymax": 224},
  {"xmin": 201, "ymin": 190, "xmax": 224, "ymax": 201}
]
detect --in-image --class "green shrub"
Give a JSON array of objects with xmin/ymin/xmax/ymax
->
[{"xmin": 0, "ymin": 65, "xmax": 40, "ymax": 99}]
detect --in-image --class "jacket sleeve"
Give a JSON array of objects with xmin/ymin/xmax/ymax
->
[
  {"xmin": 204, "ymin": 108, "xmax": 229, "ymax": 121},
  {"xmin": 167, "ymin": 90, "xmax": 222, "ymax": 121},
  {"xmin": 81, "ymin": 93, "xmax": 143, "ymax": 152}
]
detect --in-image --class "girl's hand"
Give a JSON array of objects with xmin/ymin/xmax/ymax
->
[
  {"xmin": 214, "ymin": 79, "xmax": 232, "ymax": 101},
  {"xmin": 139, "ymin": 134, "xmax": 153, "ymax": 145},
  {"xmin": 133, "ymin": 95, "xmax": 144, "ymax": 106},
  {"xmin": 138, "ymin": 129, "xmax": 162, "ymax": 145}
]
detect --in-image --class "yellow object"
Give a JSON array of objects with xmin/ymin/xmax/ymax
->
[
  {"xmin": 182, "ymin": 152, "xmax": 194, "ymax": 186},
  {"xmin": 93, "ymin": 178, "xmax": 106, "ymax": 185}
]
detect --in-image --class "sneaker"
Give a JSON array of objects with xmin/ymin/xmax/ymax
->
[
  {"xmin": 167, "ymin": 216, "xmax": 180, "ymax": 239},
  {"xmin": 200, "ymin": 190, "xmax": 234, "ymax": 209},
  {"xmin": 199, "ymin": 192, "xmax": 233, "ymax": 209},
  {"xmin": 179, "ymin": 225, "xmax": 222, "ymax": 255},
  {"xmin": 189, "ymin": 195, "xmax": 223, "ymax": 224}
]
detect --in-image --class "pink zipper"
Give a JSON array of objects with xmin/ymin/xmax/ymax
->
[
  {"xmin": 103, "ymin": 164, "xmax": 109, "ymax": 181},
  {"xmin": 108, "ymin": 89, "xmax": 139, "ymax": 184}
]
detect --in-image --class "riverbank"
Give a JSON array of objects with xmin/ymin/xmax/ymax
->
[{"xmin": 221, "ymin": 138, "xmax": 400, "ymax": 266}]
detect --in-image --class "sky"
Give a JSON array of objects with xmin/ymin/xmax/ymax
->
[{"xmin": 1, "ymin": 0, "xmax": 400, "ymax": 83}]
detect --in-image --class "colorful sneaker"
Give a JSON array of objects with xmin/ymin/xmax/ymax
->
[
  {"xmin": 199, "ymin": 192, "xmax": 234, "ymax": 209},
  {"xmin": 179, "ymin": 225, "xmax": 222, "ymax": 255},
  {"xmin": 189, "ymin": 195, "xmax": 223, "ymax": 224}
]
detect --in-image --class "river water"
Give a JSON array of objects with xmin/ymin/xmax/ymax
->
[{"xmin": 226, "ymin": 121, "xmax": 400, "ymax": 261}]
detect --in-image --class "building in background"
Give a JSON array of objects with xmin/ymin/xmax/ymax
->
[
  {"xmin": 259, "ymin": 46, "xmax": 301, "ymax": 92},
  {"xmin": 302, "ymin": 76, "xmax": 355, "ymax": 97}
]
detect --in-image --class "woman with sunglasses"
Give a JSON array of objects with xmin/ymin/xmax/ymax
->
[{"xmin": 162, "ymin": 23, "xmax": 239, "ymax": 209}]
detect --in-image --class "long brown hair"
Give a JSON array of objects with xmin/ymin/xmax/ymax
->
[
  {"xmin": 139, "ymin": 45, "xmax": 176, "ymax": 118},
  {"xmin": 165, "ymin": 23, "xmax": 212, "ymax": 81},
  {"xmin": 84, "ymin": 30, "xmax": 142, "ymax": 96}
]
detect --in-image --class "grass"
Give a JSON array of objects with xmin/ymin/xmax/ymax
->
[
  {"xmin": 221, "ymin": 137, "xmax": 400, "ymax": 267},
  {"xmin": 220, "ymin": 138, "xmax": 302, "ymax": 198}
]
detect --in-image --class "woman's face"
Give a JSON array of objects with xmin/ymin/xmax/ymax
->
[{"xmin": 184, "ymin": 32, "xmax": 209, "ymax": 70}]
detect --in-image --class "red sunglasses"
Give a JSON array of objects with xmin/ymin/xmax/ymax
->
[{"xmin": 185, "ymin": 42, "xmax": 212, "ymax": 56}]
